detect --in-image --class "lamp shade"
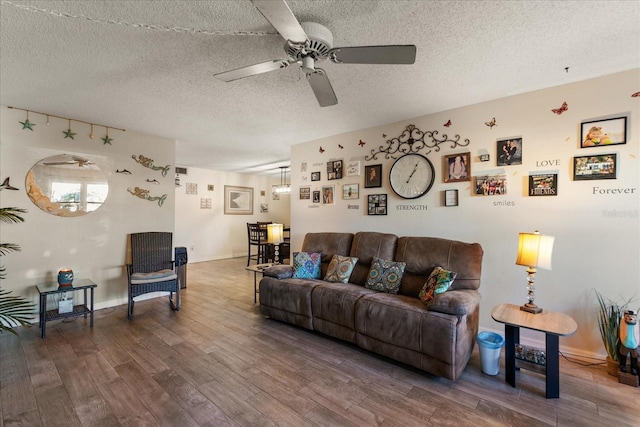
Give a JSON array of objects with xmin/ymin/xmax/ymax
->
[
  {"xmin": 267, "ymin": 223, "xmax": 284, "ymax": 244},
  {"xmin": 515, "ymin": 231, "xmax": 554, "ymax": 270}
]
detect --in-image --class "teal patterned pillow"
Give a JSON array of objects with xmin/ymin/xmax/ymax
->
[
  {"xmin": 419, "ymin": 266, "xmax": 457, "ymax": 304},
  {"xmin": 324, "ymin": 255, "xmax": 359, "ymax": 283},
  {"xmin": 365, "ymin": 257, "xmax": 406, "ymax": 294},
  {"xmin": 292, "ymin": 252, "xmax": 322, "ymax": 279}
]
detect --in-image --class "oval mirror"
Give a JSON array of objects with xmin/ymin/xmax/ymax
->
[{"xmin": 26, "ymin": 154, "xmax": 109, "ymax": 217}]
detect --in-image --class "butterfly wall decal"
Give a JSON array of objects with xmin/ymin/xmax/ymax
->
[
  {"xmin": 358, "ymin": 140, "xmax": 366, "ymax": 147},
  {"xmin": 443, "ymin": 120, "xmax": 452, "ymax": 127},
  {"xmin": 485, "ymin": 117, "xmax": 497, "ymax": 129},
  {"xmin": 382, "ymin": 134, "xmax": 387, "ymax": 138},
  {"xmin": 551, "ymin": 101, "xmax": 568, "ymax": 115},
  {"xmin": 338, "ymin": 144, "xmax": 344, "ymax": 149},
  {"xmin": 632, "ymin": 92, "xmax": 640, "ymax": 97},
  {"xmin": 319, "ymin": 146, "xmax": 325, "ymax": 153}
]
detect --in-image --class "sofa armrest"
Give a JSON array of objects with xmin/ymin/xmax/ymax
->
[
  {"xmin": 263, "ymin": 264, "xmax": 293, "ymax": 279},
  {"xmin": 427, "ymin": 289, "xmax": 480, "ymax": 316}
]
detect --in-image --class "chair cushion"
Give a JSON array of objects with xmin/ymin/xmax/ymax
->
[
  {"xmin": 365, "ymin": 257, "xmax": 406, "ymax": 294},
  {"xmin": 292, "ymin": 252, "xmax": 322, "ymax": 279},
  {"xmin": 324, "ymin": 255, "xmax": 359, "ymax": 283},
  {"xmin": 131, "ymin": 269, "xmax": 177, "ymax": 284}
]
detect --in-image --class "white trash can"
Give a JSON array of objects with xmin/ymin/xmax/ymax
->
[{"xmin": 477, "ymin": 331, "xmax": 505, "ymax": 375}]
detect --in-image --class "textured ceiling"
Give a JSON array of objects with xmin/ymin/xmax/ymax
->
[{"xmin": 1, "ymin": 0, "xmax": 639, "ymax": 175}]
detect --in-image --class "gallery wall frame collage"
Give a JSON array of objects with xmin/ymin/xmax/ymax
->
[{"xmin": 297, "ymin": 114, "xmax": 627, "ymax": 214}]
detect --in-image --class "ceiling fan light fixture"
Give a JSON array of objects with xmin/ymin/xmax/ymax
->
[{"xmin": 301, "ymin": 56, "xmax": 314, "ymax": 74}]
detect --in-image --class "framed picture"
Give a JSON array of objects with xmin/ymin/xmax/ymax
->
[
  {"xmin": 368, "ymin": 194, "xmax": 387, "ymax": 215},
  {"xmin": 443, "ymin": 153, "xmax": 471, "ymax": 182},
  {"xmin": 224, "ymin": 185, "xmax": 253, "ymax": 215},
  {"xmin": 573, "ymin": 154, "xmax": 617, "ymax": 180},
  {"xmin": 346, "ymin": 161, "xmax": 361, "ymax": 176},
  {"xmin": 497, "ymin": 138, "xmax": 522, "ymax": 166},
  {"xmin": 581, "ymin": 116, "xmax": 627, "ymax": 148},
  {"xmin": 444, "ymin": 189, "xmax": 458, "ymax": 206},
  {"xmin": 343, "ymin": 183, "xmax": 359, "ymax": 199},
  {"xmin": 299, "ymin": 186, "xmax": 311, "ymax": 200},
  {"xmin": 364, "ymin": 164, "xmax": 382, "ymax": 188},
  {"xmin": 321, "ymin": 185, "xmax": 335, "ymax": 205},
  {"xmin": 327, "ymin": 160, "xmax": 343, "ymax": 180},
  {"xmin": 271, "ymin": 185, "xmax": 280, "ymax": 200},
  {"xmin": 529, "ymin": 173, "xmax": 558, "ymax": 196},
  {"xmin": 311, "ymin": 171, "xmax": 321, "ymax": 181},
  {"xmin": 474, "ymin": 174, "xmax": 507, "ymax": 196},
  {"xmin": 312, "ymin": 190, "xmax": 320, "ymax": 203}
]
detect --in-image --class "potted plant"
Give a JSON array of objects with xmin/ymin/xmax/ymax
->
[
  {"xmin": 0, "ymin": 206, "xmax": 34, "ymax": 335},
  {"xmin": 594, "ymin": 290, "xmax": 636, "ymax": 376}
]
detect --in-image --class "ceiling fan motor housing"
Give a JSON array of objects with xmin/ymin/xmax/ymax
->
[{"xmin": 285, "ymin": 22, "xmax": 334, "ymax": 61}]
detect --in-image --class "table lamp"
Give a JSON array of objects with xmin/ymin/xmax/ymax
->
[
  {"xmin": 515, "ymin": 230, "xmax": 554, "ymax": 314},
  {"xmin": 267, "ymin": 223, "xmax": 284, "ymax": 264}
]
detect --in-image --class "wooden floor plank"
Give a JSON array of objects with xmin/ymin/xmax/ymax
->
[{"xmin": 3, "ymin": 257, "xmax": 640, "ymax": 427}]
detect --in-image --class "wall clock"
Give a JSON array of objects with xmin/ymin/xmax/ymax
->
[{"xmin": 389, "ymin": 153, "xmax": 435, "ymax": 199}]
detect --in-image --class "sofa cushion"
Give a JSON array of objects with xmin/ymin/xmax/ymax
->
[
  {"xmin": 418, "ymin": 266, "xmax": 457, "ymax": 304},
  {"xmin": 395, "ymin": 236, "xmax": 483, "ymax": 298},
  {"xmin": 349, "ymin": 232, "xmax": 398, "ymax": 286},
  {"xmin": 292, "ymin": 252, "xmax": 322, "ymax": 279},
  {"xmin": 324, "ymin": 255, "xmax": 359, "ymax": 283},
  {"xmin": 365, "ymin": 257, "xmax": 406, "ymax": 294},
  {"xmin": 301, "ymin": 233, "xmax": 354, "ymax": 277},
  {"xmin": 311, "ymin": 282, "xmax": 377, "ymax": 342}
]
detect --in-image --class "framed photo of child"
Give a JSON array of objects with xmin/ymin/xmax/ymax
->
[{"xmin": 580, "ymin": 117, "xmax": 627, "ymax": 148}]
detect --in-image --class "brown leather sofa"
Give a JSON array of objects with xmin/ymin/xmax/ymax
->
[{"xmin": 259, "ymin": 231, "xmax": 483, "ymax": 381}]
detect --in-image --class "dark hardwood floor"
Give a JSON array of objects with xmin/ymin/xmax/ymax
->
[{"xmin": 1, "ymin": 257, "xmax": 637, "ymax": 426}]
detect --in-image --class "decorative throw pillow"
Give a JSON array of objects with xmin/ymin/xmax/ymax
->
[
  {"xmin": 365, "ymin": 257, "xmax": 406, "ymax": 294},
  {"xmin": 419, "ymin": 266, "xmax": 457, "ymax": 304},
  {"xmin": 292, "ymin": 252, "xmax": 322, "ymax": 279},
  {"xmin": 324, "ymin": 255, "xmax": 359, "ymax": 283}
]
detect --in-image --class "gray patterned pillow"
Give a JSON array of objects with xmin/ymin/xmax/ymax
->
[{"xmin": 365, "ymin": 257, "xmax": 406, "ymax": 294}]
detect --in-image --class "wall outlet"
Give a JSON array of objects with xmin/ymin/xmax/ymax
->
[{"xmin": 190, "ymin": 245, "xmax": 194, "ymax": 251}]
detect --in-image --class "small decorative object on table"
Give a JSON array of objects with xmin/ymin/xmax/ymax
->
[
  {"xmin": 618, "ymin": 309, "xmax": 639, "ymax": 386},
  {"xmin": 57, "ymin": 269, "xmax": 74, "ymax": 288}
]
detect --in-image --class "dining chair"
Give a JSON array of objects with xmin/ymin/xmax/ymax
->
[{"xmin": 247, "ymin": 223, "xmax": 270, "ymax": 265}]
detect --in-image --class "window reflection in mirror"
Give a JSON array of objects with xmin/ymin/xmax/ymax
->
[{"xmin": 26, "ymin": 154, "xmax": 109, "ymax": 217}]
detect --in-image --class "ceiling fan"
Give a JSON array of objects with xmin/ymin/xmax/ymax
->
[{"xmin": 213, "ymin": 0, "xmax": 416, "ymax": 107}]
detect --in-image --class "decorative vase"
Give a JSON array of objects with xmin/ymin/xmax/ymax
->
[
  {"xmin": 606, "ymin": 356, "xmax": 619, "ymax": 377},
  {"xmin": 57, "ymin": 269, "xmax": 74, "ymax": 288}
]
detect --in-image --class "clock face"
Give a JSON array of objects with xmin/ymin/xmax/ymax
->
[{"xmin": 389, "ymin": 153, "xmax": 435, "ymax": 199}]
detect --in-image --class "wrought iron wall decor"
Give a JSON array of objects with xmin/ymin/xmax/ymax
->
[
  {"xmin": 131, "ymin": 154, "xmax": 171, "ymax": 177},
  {"xmin": 127, "ymin": 187, "xmax": 167, "ymax": 207},
  {"xmin": 365, "ymin": 124, "xmax": 470, "ymax": 161}
]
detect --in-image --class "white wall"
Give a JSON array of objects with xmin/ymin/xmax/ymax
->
[
  {"xmin": 174, "ymin": 166, "xmax": 291, "ymax": 263},
  {"xmin": 290, "ymin": 70, "xmax": 640, "ymax": 358},
  {"xmin": 0, "ymin": 105, "xmax": 175, "ymax": 309}
]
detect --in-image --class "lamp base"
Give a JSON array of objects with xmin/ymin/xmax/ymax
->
[{"xmin": 520, "ymin": 303, "xmax": 543, "ymax": 314}]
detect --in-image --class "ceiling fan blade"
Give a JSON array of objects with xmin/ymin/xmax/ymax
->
[
  {"xmin": 251, "ymin": 0, "xmax": 308, "ymax": 45},
  {"xmin": 214, "ymin": 59, "xmax": 291, "ymax": 82},
  {"xmin": 329, "ymin": 45, "xmax": 416, "ymax": 64},
  {"xmin": 307, "ymin": 68, "xmax": 337, "ymax": 107}
]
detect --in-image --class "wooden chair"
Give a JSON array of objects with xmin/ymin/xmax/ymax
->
[
  {"xmin": 247, "ymin": 223, "xmax": 270, "ymax": 265},
  {"xmin": 126, "ymin": 232, "xmax": 181, "ymax": 319}
]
